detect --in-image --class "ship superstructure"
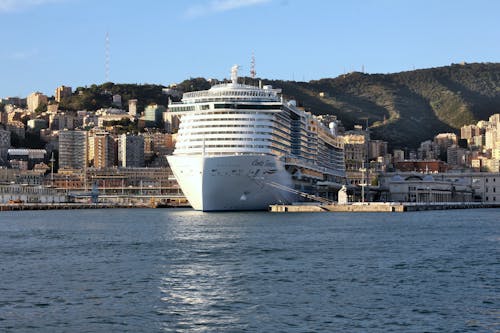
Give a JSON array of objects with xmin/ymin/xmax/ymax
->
[{"xmin": 167, "ymin": 66, "xmax": 345, "ymax": 211}]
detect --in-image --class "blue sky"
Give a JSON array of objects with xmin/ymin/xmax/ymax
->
[{"xmin": 1, "ymin": 0, "xmax": 499, "ymax": 98}]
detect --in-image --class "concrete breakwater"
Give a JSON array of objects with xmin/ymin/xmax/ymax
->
[{"xmin": 269, "ymin": 202, "xmax": 500, "ymax": 213}]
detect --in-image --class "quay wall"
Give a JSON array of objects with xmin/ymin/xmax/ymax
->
[{"xmin": 270, "ymin": 202, "xmax": 500, "ymax": 213}]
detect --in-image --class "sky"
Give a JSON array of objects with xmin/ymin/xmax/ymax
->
[{"xmin": 0, "ymin": 0, "xmax": 499, "ymax": 98}]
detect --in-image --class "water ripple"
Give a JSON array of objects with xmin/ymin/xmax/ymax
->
[{"xmin": 0, "ymin": 208, "xmax": 499, "ymax": 332}]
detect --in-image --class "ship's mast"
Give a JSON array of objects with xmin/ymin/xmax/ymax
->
[{"xmin": 250, "ymin": 52, "xmax": 256, "ymax": 79}]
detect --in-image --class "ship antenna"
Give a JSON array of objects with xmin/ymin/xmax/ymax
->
[
  {"xmin": 250, "ymin": 52, "xmax": 256, "ymax": 79},
  {"xmin": 231, "ymin": 65, "xmax": 239, "ymax": 84}
]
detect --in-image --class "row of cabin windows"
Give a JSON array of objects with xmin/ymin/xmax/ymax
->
[
  {"xmin": 177, "ymin": 131, "xmax": 271, "ymax": 136},
  {"xmin": 179, "ymin": 144, "xmax": 270, "ymax": 149},
  {"xmin": 214, "ymin": 104, "xmax": 281, "ymax": 110}
]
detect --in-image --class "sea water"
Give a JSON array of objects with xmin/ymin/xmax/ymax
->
[{"xmin": 0, "ymin": 208, "xmax": 498, "ymax": 332}]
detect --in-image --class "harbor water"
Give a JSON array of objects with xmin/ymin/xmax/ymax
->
[{"xmin": 0, "ymin": 208, "xmax": 498, "ymax": 332}]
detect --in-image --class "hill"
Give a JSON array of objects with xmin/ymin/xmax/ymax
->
[
  {"xmin": 263, "ymin": 62, "xmax": 500, "ymax": 148},
  {"xmin": 60, "ymin": 63, "xmax": 500, "ymax": 148}
]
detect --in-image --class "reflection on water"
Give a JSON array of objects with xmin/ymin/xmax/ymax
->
[
  {"xmin": 0, "ymin": 208, "xmax": 499, "ymax": 332},
  {"xmin": 157, "ymin": 210, "xmax": 249, "ymax": 331}
]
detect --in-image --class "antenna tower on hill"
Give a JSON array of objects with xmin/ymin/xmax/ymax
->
[{"xmin": 105, "ymin": 32, "xmax": 110, "ymax": 82}]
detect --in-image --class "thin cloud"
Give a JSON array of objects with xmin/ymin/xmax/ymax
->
[
  {"xmin": 185, "ymin": 0, "xmax": 271, "ymax": 18},
  {"xmin": 0, "ymin": 0, "xmax": 63, "ymax": 13},
  {"xmin": 8, "ymin": 48, "xmax": 39, "ymax": 60}
]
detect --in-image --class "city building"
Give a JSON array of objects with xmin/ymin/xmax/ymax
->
[
  {"xmin": 0, "ymin": 109, "xmax": 7, "ymax": 125},
  {"xmin": 0, "ymin": 184, "xmax": 67, "ymax": 204},
  {"xmin": 434, "ymin": 133, "xmax": 457, "ymax": 157},
  {"xmin": 119, "ymin": 134, "xmax": 145, "ymax": 168},
  {"xmin": 6, "ymin": 107, "xmax": 24, "ymax": 122},
  {"xmin": 142, "ymin": 132, "xmax": 174, "ymax": 165},
  {"xmin": 394, "ymin": 160, "xmax": 449, "ymax": 173},
  {"xmin": 55, "ymin": 85, "xmax": 72, "ymax": 102},
  {"xmin": 0, "ymin": 129, "xmax": 10, "ymax": 165},
  {"xmin": 6, "ymin": 121, "xmax": 25, "ymax": 139},
  {"xmin": 379, "ymin": 173, "xmax": 473, "ymax": 203},
  {"xmin": 47, "ymin": 167, "xmax": 181, "ymax": 197},
  {"xmin": 27, "ymin": 118, "xmax": 48, "ymax": 132},
  {"xmin": 97, "ymin": 113, "xmax": 134, "ymax": 128},
  {"xmin": 91, "ymin": 131, "xmax": 117, "ymax": 169},
  {"xmin": 460, "ymin": 124, "xmax": 480, "ymax": 145},
  {"xmin": 128, "ymin": 99, "xmax": 138, "ymax": 117},
  {"xmin": 27, "ymin": 92, "xmax": 48, "ymax": 112},
  {"xmin": 447, "ymin": 145, "xmax": 469, "ymax": 169},
  {"xmin": 163, "ymin": 111, "xmax": 180, "ymax": 133},
  {"xmin": 0, "ymin": 97, "xmax": 26, "ymax": 107},
  {"xmin": 47, "ymin": 102, "xmax": 59, "ymax": 114},
  {"xmin": 393, "ymin": 149, "xmax": 405, "ymax": 163},
  {"xmin": 49, "ymin": 112, "xmax": 76, "ymax": 130},
  {"xmin": 112, "ymin": 94, "xmax": 122, "ymax": 107},
  {"xmin": 7, "ymin": 149, "xmax": 46, "ymax": 170},
  {"xmin": 417, "ymin": 140, "xmax": 439, "ymax": 160},
  {"xmin": 144, "ymin": 104, "xmax": 166, "ymax": 127},
  {"xmin": 59, "ymin": 130, "xmax": 88, "ymax": 169},
  {"xmin": 343, "ymin": 131, "xmax": 368, "ymax": 171},
  {"xmin": 379, "ymin": 171, "xmax": 500, "ymax": 203},
  {"xmin": 369, "ymin": 140, "xmax": 388, "ymax": 160}
]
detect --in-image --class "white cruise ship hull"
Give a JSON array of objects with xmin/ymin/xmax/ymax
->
[{"xmin": 167, "ymin": 154, "xmax": 296, "ymax": 211}]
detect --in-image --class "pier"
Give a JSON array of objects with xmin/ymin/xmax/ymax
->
[
  {"xmin": 0, "ymin": 200, "xmax": 191, "ymax": 211},
  {"xmin": 0, "ymin": 202, "xmax": 138, "ymax": 211},
  {"xmin": 269, "ymin": 202, "xmax": 500, "ymax": 213}
]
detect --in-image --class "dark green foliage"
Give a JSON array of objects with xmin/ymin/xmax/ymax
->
[
  {"xmin": 60, "ymin": 82, "xmax": 168, "ymax": 113},
  {"xmin": 268, "ymin": 63, "xmax": 500, "ymax": 148},
  {"xmin": 54, "ymin": 63, "xmax": 500, "ymax": 149},
  {"xmin": 34, "ymin": 102, "xmax": 47, "ymax": 113},
  {"xmin": 176, "ymin": 78, "xmax": 212, "ymax": 92}
]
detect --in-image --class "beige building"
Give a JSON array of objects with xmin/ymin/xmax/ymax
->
[
  {"xmin": 343, "ymin": 133, "xmax": 368, "ymax": 171},
  {"xmin": 91, "ymin": 131, "xmax": 117, "ymax": 169},
  {"xmin": 128, "ymin": 99, "xmax": 138, "ymax": 117},
  {"xmin": 460, "ymin": 124, "xmax": 480, "ymax": 144},
  {"xmin": 27, "ymin": 92, "xmax": 48, "ymax": 112},
  {"xmin": 379, "ymin": 171, "xmax": 500, "ymax": 203},
  {"xmin": 369, "ymin": 140, "xmax": 388, "ymax": 160},
  {"xmin": 55, "ymin": 85, "xmax": 72, "ymax": 102}
]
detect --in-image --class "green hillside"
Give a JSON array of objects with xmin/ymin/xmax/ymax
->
[
  {"xmin": 265, "ymin": 63, "xmax": 500, "ymax": 148},
  {"xmin": 60, "ymin": 63, "xmax": 500, "ymax": 148}
]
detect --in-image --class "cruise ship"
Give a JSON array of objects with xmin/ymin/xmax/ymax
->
[{"xmin": 167, "ymin": 66, "xmax": 346, "ymax": 211}]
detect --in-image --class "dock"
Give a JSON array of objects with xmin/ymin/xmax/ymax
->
[
  {"xmin": 269, "ymin": 202, "xmax": 500, "ymax": 213},
  {"xmin": 0, "ymin": 201, "xmax": 193, "ymax": 211},
  {"xmin": 0, "ymin": 202, "xmax": 145, "ymax": 211}
]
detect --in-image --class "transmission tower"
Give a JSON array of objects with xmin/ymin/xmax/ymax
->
[{"xmin": 105, "ymin": 32, "xmax": 110, "ymax": 82}]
